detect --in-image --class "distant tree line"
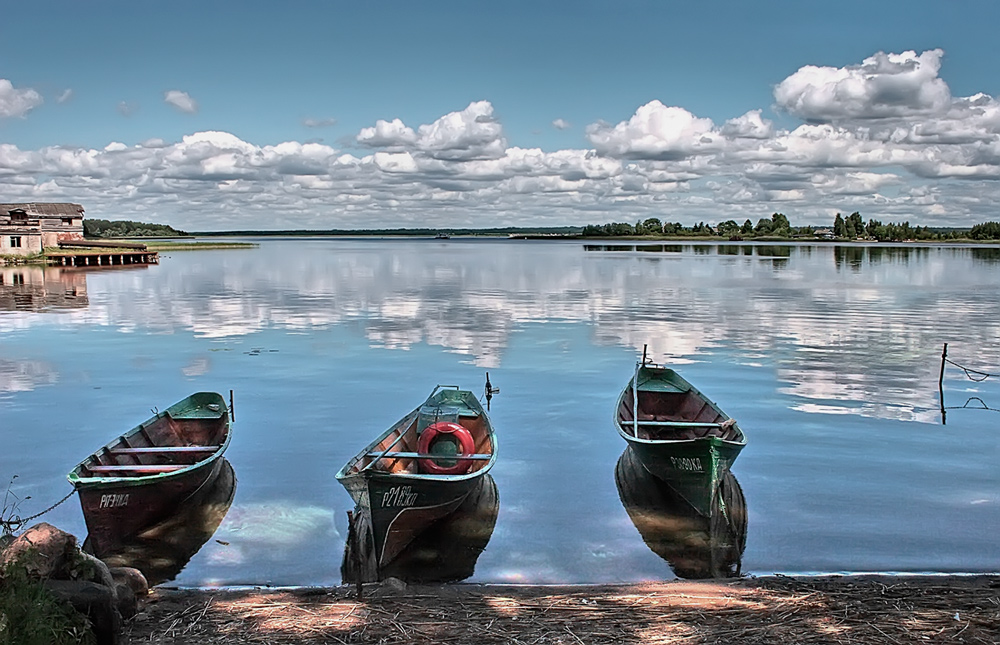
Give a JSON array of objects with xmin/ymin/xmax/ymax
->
[
  {"xmin": 582, "ymin": 213, "xmax": 1000, "ymax": 241},
  {"xmin": 84, "ymin": 219, "xmax": 188, "ymax": 238}
]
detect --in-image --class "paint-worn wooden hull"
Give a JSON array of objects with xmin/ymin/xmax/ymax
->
[
  {"xmin": 343, "ymin": 473, "xmax": 499, "ymax": 584},
  {"xmin": 616, "ymin": 446, "xmax": 746, "ymax": 579},
  {"xmin": 615, "ymin": 363, "xmax": 746, "ymax": 517},
  {"xmin": 92, "ymin": 457, "xmax": 236, "ymax": 586},
  {"xmin": 68, "ymin": 392, "xmax": 232, "ymax": 558},
  {"xmin": 337, "ymin": 386, "xmax": 497, "ymax": 572}
]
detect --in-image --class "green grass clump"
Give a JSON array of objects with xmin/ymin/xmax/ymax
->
[{"xmin": 0, "ymin": 557, "xmax": 95, "ymax": 645}]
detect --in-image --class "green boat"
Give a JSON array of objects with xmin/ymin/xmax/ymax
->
[
  {"xmin": 614, "ymin": 358, "xmax": 746, "ymax": 517},
  {"xmin": 336, "ymin": 384, "xmax": 497, "ymax": 574}
]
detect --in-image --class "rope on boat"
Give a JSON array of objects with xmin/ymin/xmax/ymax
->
[{"xmin": 4, "ymin": 489, "xmax": 75, "ymax": 533}]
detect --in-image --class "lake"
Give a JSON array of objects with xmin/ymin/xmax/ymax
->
[{"xmin": 2, "ymin": 238, "xmax": 999, "ymax": 586}]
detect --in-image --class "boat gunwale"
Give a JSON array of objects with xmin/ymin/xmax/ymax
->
[{"xmin": 67, "ymin": 392, "xmax": 232, "ymax": 489}]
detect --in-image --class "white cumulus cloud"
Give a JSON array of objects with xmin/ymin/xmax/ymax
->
[
  {"xmin": 165, "ymin": 90, "xmax": 199, "ymax": 114},
  {"xmin": 3, "ymin": 50, "xmax": 1000, "ymax": 230},
  {"xmin": 0, "ymin": 79, "xmax": 43, "ymax": 118},
  {"xmin": 585, "ymin": 101, "xmax": 718, "ymax": 160},
  {"xmin": 774, "ymin": 49, "xmax": 952, "ymax": 122},
  {"xmin": 359, "ymin": 101, "xmax": 507, "ymax": 161}
]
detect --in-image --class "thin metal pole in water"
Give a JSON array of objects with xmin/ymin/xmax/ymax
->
[
  {"xmin": 229, "ymin": 389, "xmax": 235, "ymax": 422},
  {"xmin": 938, "ymin": 344, "xmax": 948, "ymax": 424}
]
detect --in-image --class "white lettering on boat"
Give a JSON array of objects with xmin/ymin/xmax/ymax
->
[
  {"xmin": 669, "ymin": 457, "xmax": 703, "ymax": 472},
  {"xmin": 381, "ymin": 486, "xmax": 418, "ymax": 508},
  {"xmin": 99, "ymin": 493, "xmax": 129, "ymax": 509}
]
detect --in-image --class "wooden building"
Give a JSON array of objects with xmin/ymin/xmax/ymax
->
[{"xmin": 0, "ymin": 203, "xmax": 85, "ymax": 256}]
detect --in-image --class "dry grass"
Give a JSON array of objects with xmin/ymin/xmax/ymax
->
[{"xmin": 124, "ymin": 576, "xmax": 1000, "ymax": 644}]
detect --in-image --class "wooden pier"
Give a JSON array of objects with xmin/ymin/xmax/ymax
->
[
  {"xmin": 50, "ymin": 251, "xmax": 159, "ymax": 267},
  {"xmin": 50, "ymin": 240, "xmax": 159, "ymax": 267}
]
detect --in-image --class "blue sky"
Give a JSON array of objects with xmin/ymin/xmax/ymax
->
[{"xmin": 2, "ymin": 1, "xmax": 1000, "ymax": 231}]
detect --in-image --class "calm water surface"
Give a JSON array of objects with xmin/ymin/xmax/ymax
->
[{"xmin": 2, "ymin": 239, "xmax": 999, "ymax": 586}]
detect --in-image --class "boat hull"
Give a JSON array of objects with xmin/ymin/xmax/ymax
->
[
  {"xmin": 95, "ymin": 458, "xmax": 237, "ymax": 585},
  {"xmin": 625, "ymin": 435, "xmax": 741, "ymax": 517},
  {"xmin": 341, "ymin": 469, "xmax": 484, "ymax": 567},
  {"xmin": 76, "ymin": 457, "xmax": 225, "ymax": 558},
  {"xmin": 343, "ymin": 473, "xmax": 499, "ymax": 584}
]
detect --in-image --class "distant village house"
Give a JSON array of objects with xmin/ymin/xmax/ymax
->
[{"xmin": 0, "ymin": 203, "xmax": 85, "ymax": 256}]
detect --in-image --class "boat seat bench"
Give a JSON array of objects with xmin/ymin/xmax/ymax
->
[
  {"xmin": 85, "ymin": 465, "xmax": 188, "ymax": 473},
  {"xmin": 107, "ymin": 446, "xmax": 218, "ymax": 454},
  {"xmin": 633, "ymin": 420, "xmax": 726, "ymax": 428},
  {"xmin": 366, "ymin": 451, "xmax": 492, "ymax": 460}
]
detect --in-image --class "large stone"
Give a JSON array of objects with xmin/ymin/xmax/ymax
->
[
  {"xmin": 0, "ymin": 522, "xmax": 77, "ymax": 579},
  {"xmin": 113, "ymin": 581, "xmax": 138, "ymax": 620},
  {"xmin": 43, "ymin": 579, "xmax": 122, "ymax": 645},
  {"xmin": 78, "ymin": 551, "xmax": 115, "ymax": 588},
  {"xmin": 108, "ymin": 566, "xmax": 149, "ymax": 597}
]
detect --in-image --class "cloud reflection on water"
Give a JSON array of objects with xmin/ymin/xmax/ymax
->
[{"xmin": 3, "ymin": 241, "xmax": 999, "ymax": 422}]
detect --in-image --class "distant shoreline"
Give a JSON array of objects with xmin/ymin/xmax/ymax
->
[{"xmin": 181, "ymin": 230, "xmax": 1000, "ymax": 245}]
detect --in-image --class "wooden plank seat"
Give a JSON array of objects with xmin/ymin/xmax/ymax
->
[
  {"xmin": 635, "ymin": 420, "xmax": 725, "ymax": 428},
  {"xmin": 107, "ymin": 446, "xmax": 218, "ymax": 454},
  {"xmin": 366, "ymin": 451, "xmax": 492, "ymax": 460},
  {"xmin": 86, "ymin": 464, "xmax": 188, "ymax": 474}
]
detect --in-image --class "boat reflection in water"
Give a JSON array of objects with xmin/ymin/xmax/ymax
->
[
  {"xmin": 616, "ymin": 447, "xmax": 746, "ymax": 579},
  {"xmin": 342, "ymin": 473, "xmax": 498, "ymax": 584},
  {"xmin": 93, "ymin": 458, "xmax": 237, "ymax": 586}
]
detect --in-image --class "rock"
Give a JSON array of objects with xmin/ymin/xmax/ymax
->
[
  {"xmin": 78, "ymin": 551, "xmax": 115, "ymax": 588},
  {"xmin": 0, "ymin": 522, "xmax": 77, "ymax": 579},
  {"xmin": 109, "ymin": 566, "xmax": 149, "ymax": 598},
  {"xmin": 382, "ymin": 576, "xmax": 407, "ymax": 592},
  {"xmin": 43, "ymin": 579, "xmax": 122, "ymax": 645},
  {"xmin": 113, "ymin": 581, "xmax": 138, "ymax": 620}
]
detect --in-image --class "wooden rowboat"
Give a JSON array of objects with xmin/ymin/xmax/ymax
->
[
  {"xmin": 616, "ymin": 446, "xmax": 746, "ymax": 579},
  {"xmin": 67, "ymin": 392, "xmax": 232, "ymax": 558},
  {"xmin": 614, "ymin": 358, "xmax": 745, "ymax": 517},
  {"xmin": 337, "ymin": 384, "xmax": 497, "ymax": 571}
]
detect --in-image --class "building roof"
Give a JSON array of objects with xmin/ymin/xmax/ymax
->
[{"xmin": 0, "ymin": 203, "xmax": 85, "ymax": 217}]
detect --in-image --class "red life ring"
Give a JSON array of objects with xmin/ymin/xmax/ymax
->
[{"xmin": 417, "ymin": 421, "xmax": 476, "ymax": 475}]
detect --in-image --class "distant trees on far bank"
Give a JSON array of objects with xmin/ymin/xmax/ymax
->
[
  {"xmin": 84, "ymin": 219, "xmax": 188, "ymax": 238},
  {"xmin": 582, "ymin": 212, "xmax": 1000, "ymax": 241},
  {"xmin": 970, "ymin": 221, "xmax": 1000, "ymax": 240}
]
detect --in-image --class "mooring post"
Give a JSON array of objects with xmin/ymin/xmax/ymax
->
[
  {"xmin": 346, "ymin": 510, "xmax": 363, "ymax": 599},
  {"xmin": 938, "ymin": 343, "xmax": 948, "ymax": 422},
  {"xmin": 938, "ymin": 343, "xmax": 948, "ymax": 392}
]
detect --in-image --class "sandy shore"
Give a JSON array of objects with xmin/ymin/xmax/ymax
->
[{"xmin": 124, "ymin": 575, "xmax": 1000, "ymax": 644}]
